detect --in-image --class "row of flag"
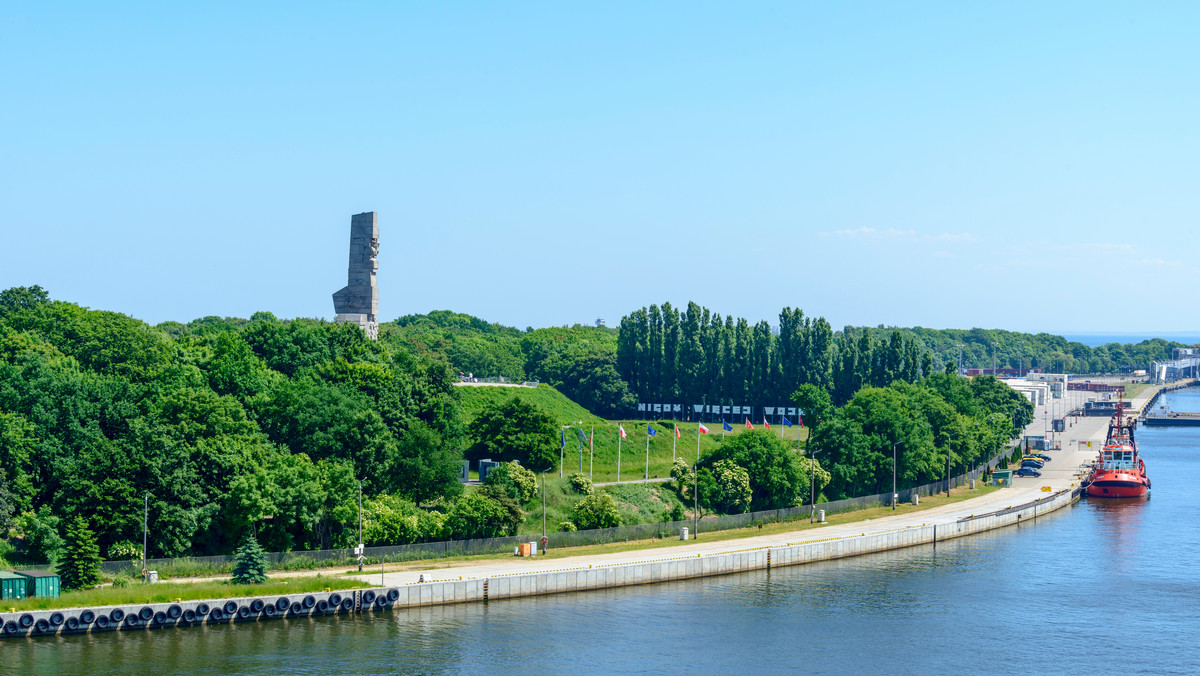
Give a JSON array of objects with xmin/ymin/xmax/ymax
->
[{"xmin": 615, "ymin": 414, "xmax": 803, "ymax": 438}]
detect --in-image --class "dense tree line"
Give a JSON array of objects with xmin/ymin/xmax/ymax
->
[
  {"xmin": 863, "ymin": 326, "xmax": 1188, "ymax": 376},
  {"xmin": 0, "ymin": 286, "xmax": 472, "ymax": 563},
  {"xmin": 617, "ymin": 302, "xmax": 929, "ymax": 408},
  {"xmin": 807, "ymin": 374, "xmax": 1033, "ymax": 500}
]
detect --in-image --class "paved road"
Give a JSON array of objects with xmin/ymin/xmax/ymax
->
[{"xmin": 354, "ymin": 384, "xmax": 1157, "ymax": 589}]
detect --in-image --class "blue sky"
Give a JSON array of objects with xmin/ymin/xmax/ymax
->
[{"xmin": 2, "ymin": 2, "xmax": 1197, "ymax": 333}]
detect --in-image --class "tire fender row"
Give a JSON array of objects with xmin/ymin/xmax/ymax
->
[{"xmin": 0, "ymin": 588, "xmax": 402, "ymax": 638}]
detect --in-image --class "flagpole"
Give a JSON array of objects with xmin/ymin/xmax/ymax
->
[
  {"xmin": 645, "ymin": 431, "xmax": 650, "ymax": 480},
  {"xmin": 559, "ymin": 427, "xmax": 565, "ymax": 478},
  {"xmin": 672, "ymin": 426, "xmax": 678, "ymax": 464},
  {"xmin": 617, "ymin": 426, "xmax": 622, "ymax": 483},
  {"xmin": 589, "ymin": 426, "xmax": 594, "ymax": 483},
  {"xmin": 696, "ymin": 424, "xmax": 701, "ymax": 464}
]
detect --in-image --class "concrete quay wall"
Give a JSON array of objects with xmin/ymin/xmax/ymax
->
[{"xmin": 403, "ymin": 487, "xmax": 1080, "ymax": 607}]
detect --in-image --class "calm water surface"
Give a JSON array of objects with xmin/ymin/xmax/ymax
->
[{"xmin": 13, "ymin": 391, "xmax": 1200, "ymax": 675}]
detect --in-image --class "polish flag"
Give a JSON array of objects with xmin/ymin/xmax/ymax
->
[
  {"xmin": 619, "ymin": 424, "xmax": 627, "ymax": 439},
  {"xmin": 764, "ymin": 418, "xmax": 771, "ymax": 430},
  {"xmin": 674, "ymin": 424, "xmax": 681, "ymax": 439},
  {"xmin": 745, "ymin": 419, "xmax": 754, "ymax": 429},
  {"xmin": 698, "ymin": 423, "xmax": 710, "ymax": 434}
]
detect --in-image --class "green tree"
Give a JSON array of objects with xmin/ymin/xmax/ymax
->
[
  {"xmin": 231, "ymin": 535, "xmax": 269, "ymax": 584},
  {"xmin": 389, "ymin": 421, "xmax": 464, "ymax": 505},
  {"xmin": 0, "ymin": 285, "xmax": 49, "ymax": 318},
  {"xmin": 467, "ymin": 396, "xmax": 558, "ymax": 471},
  {"xmin": 13, "ymin": 506, "xmax": 63, "ymax": 563},
  {"xmin": 59, "ymin": 517, "xmax": 103, "ymax": 591},
  {"xmin": 704, "ymin": 431, "xmax": 813, "ymax": 510},
  {"xmin": 709, "ymin": 459, "xmax": 752, "ymax": 513},
  {"xmin": 572, "ymin": 492, "xmax": 621, "ymax": 530}
]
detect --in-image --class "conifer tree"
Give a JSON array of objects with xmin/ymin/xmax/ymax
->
[
  {"xmin": 59, "ymin": 517, "xmax": 102, "ymax": 591},
  {"xmin": 232, "ymin": 535, "xmax": 269, "ymax": 584}
]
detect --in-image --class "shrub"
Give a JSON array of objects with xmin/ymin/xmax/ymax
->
[
  {"xmin": 664, "ymin": 503, "xmax": 686, "ymax": 522},
  {"xmin": 568, "ymin": 473, "xmax": 594, "ymax": 496},
  {"xmin": 108, "ymin": 540, "xmax": 142, "ymax": 562},
  {"xmin": 445, "ymin": 493, "xmax": 517, "ymax": 539},
  {"xmin": 572, "ymin": 493, "xmax": 621, "ymax": 530},
  {"xmin": 558, "ymin": 521, "xmax": 577, "ymax": 532},
  {"xmin": 364, "ymin": 494, "xmax": 446, "ymax": 545},
  {"xmin": 111, "ymin": 575, "xmax": 132, "ymax": 588},
  {"xmin": 484, "ymin": 461, "xmax": 539, "ymax": 503},
  {"xmin": 231, "ymin": 536, "xmax": 269, "ymax": 584},
  {"xmin": 59, "ymin": 517, "xmax": 103, "ymax": 591}
]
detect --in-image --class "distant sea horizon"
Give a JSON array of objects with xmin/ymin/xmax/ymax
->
[{"xmin": 1058, "ymin": 332, "xmax": 1200, "ymax": 347}]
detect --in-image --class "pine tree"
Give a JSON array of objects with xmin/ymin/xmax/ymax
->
[
  {"xmin": 59, "ymin": 516, "xmax": 102, "ymax": 591},
  {"xmin": 232, "ymin": 535, "xmax": 269, "ymax": 584}
]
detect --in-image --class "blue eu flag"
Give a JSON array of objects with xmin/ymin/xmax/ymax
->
[
  {"xmin": 647, "ymin": 426, "xmax": 657, "ymax": 437},
  {"xmin": 722, "ymin": 421, "xmax": 733, "ymax": 431},
  {"xmin": 782, "ymin": 417, "xmax": 793, "ymax": 427}
]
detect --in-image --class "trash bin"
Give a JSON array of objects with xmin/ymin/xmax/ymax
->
[
  {"xmin": 680, "ymin": 527, "xmax": 689, "ymax": 541},
  {"xmin": 912, "ymin": 493, "xmax": 919, "ymax": 505},
  {"xmin": 817, "ymin": 510, "xmax": 825, "ymax": 523},
  {"xmin": 147, "ymin": 571, "xmax": 158, "ymax": 583}
]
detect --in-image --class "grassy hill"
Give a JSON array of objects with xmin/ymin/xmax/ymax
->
[{"xmin": 456, "ymin": 383, "xmax": 810, "ymax": 483}]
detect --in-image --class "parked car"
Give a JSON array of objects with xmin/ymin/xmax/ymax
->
[
  {"xmin": 1015, "ymin": 467, "xmax": 1042, "ymax": 477},
  {"xmin": 1021, "ymin": 457, "xmax": 1045, "ymax": 467},
  {"xmin": 1031, "ymin": 453, "xmax": 1052, "ymax": 462}
]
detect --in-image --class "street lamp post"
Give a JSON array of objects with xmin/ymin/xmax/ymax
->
[
  {"xmin": 957, "ymin": 343, "xmax": 964, "ymax": 376},
  {"xmin": 946, "ymin": 431, "xmax": 953, "ymax": 498},
  {"xmin": 142, "ymin": 492, "xmax": 149, "ymax": 582},
  {"xmin": 541, "ymin": 472, "xmax": 546, "ymax": 538},
  {"xmin": 892, "ymin": 443, "xmax": 898, "ymax": 510},
  {"xmin": 357, "ymin": 480, "xmax": 363, "ymax": 572},
  {"xmin": 992, "ymin": 341, "xmax": 999, "ymax": 375}
]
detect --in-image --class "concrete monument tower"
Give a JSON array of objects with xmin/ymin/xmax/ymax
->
[{"xmin": 332, "ymin": 211, "xmax": 380, "ymax": 339}]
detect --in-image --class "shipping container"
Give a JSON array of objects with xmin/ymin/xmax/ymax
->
[
  {"xmin": 0, "ymin": 571, "xmax": 27, "ymax": 600},
  {"xmin": 14, "ymin": 570, "xmax": 60, "ymax": 598}
]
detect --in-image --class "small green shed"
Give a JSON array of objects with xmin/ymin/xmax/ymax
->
[
  {"xmin": 15, "ymin": 571, "xmax": 60, "ymax": 598},
  {"xmin": 991, "ymin": 470, "xmax": 1013, "ymax": 487},
  {"xmin": 0, "ymin": 571, "xmax": 27, "ymax": 600}
]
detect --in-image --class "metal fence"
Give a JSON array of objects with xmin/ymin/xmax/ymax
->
[
  {"xmin": 52, "ymin": 450, "xmax": 1010, "ymax": 578},
  {"xmin": 452, "ymin": 377, "xmax": 539, "ymax": 387}
]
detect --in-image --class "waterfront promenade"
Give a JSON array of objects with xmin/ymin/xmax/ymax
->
[{"xmin": 356, "ymin": 384, "xmax": 1156, "ymax": 590}]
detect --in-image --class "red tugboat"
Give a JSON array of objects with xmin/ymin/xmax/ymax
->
[{"xmin": 1085, "ymin": 405, "xmax": 1150, "ymax": 498}]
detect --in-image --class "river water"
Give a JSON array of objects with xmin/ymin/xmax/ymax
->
[{"xmin": 14, "ymin": 391, "xmax": 1200, "ymax": 675}]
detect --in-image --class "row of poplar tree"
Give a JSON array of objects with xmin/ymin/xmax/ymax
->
[{"xmin": 616, "ymin": 302, "xmax": 934, "ymax": 408}]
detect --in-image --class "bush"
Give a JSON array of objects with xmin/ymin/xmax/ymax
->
[
  {"xmin": 111, "ymin": 575, "xmax": 132, "ymax": 588},
  {"xmin": 484, "ymin": 461, "xmax": 539, "ymax": 503},
  {"xmin": 568, "ymin": 473, "xmax": 594, "ymax": 496},
  {"xmin": 107, "ymin": 540, "xmax": 142, "ymax": 562},
  {"xmin": 364, "ymin": 494, "xmax": 446, "ymax": 545},
  {"xmin": 445, "ymin": 493, "xmax": 517, "ymax": 539},
  {"xmin": 664, "ymin": 503, "xmax": 686, "ymax": 522},
  {"xmin": 558, "ymin": 521, "xmax": 577, "ymax": 532},
  {"xmin": 59, "ymin": 517, "xmax": 103, "ymax": 591},
  {"xmin": 572, "ymin": 492, "xmax": 621, "ymax": 530},
  {"xmin": 231, "ymin": 536, "xmax": 269, "ymax": 584}
]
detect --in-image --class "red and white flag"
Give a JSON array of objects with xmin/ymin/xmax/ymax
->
[
  {"xmin": 618, "ymin": 424, "xmax": 627, "ymax": 439},
  {"xmin": 674, "ymin": 424, "xmax": 681, "ymax": 439},
  {"xmin": 698, "ymin": 423, "xmax": 710, "ymax": 434},
  {"xmin": 745, "ymin": 419, "xmax": 754, "ymax": 430},
  {"xmin": 764, "ymin": 417, "xmax": 771, "ymax": 430},
  {"xmin": 798, "ymin": 414, "xmax": 805, "ymax": 427}
]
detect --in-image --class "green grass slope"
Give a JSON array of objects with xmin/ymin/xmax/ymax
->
[{"xmin": 456, "ymin": 383, "xmax": 810, "ymax": 484}]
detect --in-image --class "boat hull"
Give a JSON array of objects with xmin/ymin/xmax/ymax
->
[{"xmin": 1085, "ymin": 472, "xmax": 1149, "ymax": 498}]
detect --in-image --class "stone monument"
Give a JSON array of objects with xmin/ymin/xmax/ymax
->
[{"xmin": 332, "ymin": 211, "xmax": 380, "ymax": 339}]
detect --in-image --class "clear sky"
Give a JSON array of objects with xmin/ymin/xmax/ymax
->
[{"xmin": 2, "ymin": 2, "xmax": 1197, "ymax": 333}]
